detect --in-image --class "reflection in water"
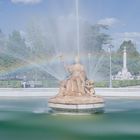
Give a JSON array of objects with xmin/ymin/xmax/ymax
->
[{"xmin": 0, "ymin": 97, "xmax": 140, "ymax": 140}]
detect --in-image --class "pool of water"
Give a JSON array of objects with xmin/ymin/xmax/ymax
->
[{"xmin": 0, "ymin": 97, "xmax": 140, "ymax": 140}]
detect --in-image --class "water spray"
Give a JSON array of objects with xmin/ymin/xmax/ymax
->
[{"xmin": 76, "ymin": 0, "xmax": 80, "ymax": 58}]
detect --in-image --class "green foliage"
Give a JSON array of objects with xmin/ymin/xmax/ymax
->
[
  {"xmin": 95, "ymin": 80, "xmax": 140, "ymax": 88},
  {"xmin": 7, "ymin": 30, "xmax": 29, "ymax": 58},
  {"xmin": 94, "ymin": 81, "xmax": 108, "ymax": 87},
  {"xmin": 42, "ymin": 80, "xmax": 59, "ymax": 88},
  {"xmin": 26, "ymin": 21, "xmax": 55, "ymax": 58},
  {"xmin": 112, "ymin": 80, "xmax": 140, "ymax": 88},
  {"xmin": 0, "ymin": 29, "xmax": 6, "ymax": 51},
  {"xmin": 0, "ymin": 26, "xmax": 140, "ymax": 88},
  {"xmin": 113, "ymin": 40, "xmax": 140, "ymax": 75},
  {"xmin": 0, "ymin": 79, "xmax": 139, "ymax": 88},
  {"xmin": 81, "ymin": 24, "xmax": 111, "ymax": 53},
  {"xmin": 0, "ymin": 80, "xmax": 21, "ymax": 88},
  {"xmin": 118, "ymin": 40, "xmax": 139, "ymax": 56},
  {"xmin": 0, "ymin": 53, "xmax": 18, "ymax": 69}
]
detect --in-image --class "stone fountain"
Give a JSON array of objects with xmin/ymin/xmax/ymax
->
[
  {"xmin": 48, "ymin": 57, "xmax": 104, "ymax": 114},
  {"xmin": 49, "ymin": 0, "xmax": 104, "ymax": 114}
]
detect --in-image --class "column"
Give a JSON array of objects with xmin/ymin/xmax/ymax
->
[{"xmin": 123, "ymin": 46, "xmax": 127, "ymax": 70}]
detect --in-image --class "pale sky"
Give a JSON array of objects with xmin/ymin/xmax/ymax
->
[{"xmin": 0, "ymin": 0, "xmax": 140, "ymax": 50}]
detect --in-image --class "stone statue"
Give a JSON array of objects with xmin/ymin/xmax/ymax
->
[
  {"xmin": 57, "ymin": 57, "xmax": 95, "ymax": 97},
  {"xmin": 49, "ymin": 56, "xmax": 104, "ymax": 114},
  {"xmin": 85, "ymin": 80, "xmax": 95, "ymax": 96}
]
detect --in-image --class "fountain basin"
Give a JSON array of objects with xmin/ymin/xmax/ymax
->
[{"xmin": 48, "ymin": 96, "xmax": 104, "ymax": 114}]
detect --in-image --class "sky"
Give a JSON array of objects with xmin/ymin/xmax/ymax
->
[{"xmin": 0, "ymin": 0, "xmax": 140, "ymax": 50}]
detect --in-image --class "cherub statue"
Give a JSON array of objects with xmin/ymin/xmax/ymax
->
[{"xmin": 85, "ymin": 80, "xmax": 95, "ymax": 96}]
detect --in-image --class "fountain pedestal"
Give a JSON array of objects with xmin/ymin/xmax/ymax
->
[
  {"xmin": 48, "ymin": 57, "xmax": 104, "ymax": 114},
  {"xmin": 49, "ymin": 96, "xmax": 104, "ymax": 114}
]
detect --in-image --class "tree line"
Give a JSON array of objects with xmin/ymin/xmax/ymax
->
[{"xmin": 0, "ymin": 21, "xmax": 139, "ymax": 81}]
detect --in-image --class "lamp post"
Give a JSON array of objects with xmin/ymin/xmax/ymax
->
[
  {"xmin": 108, "ymin": 45, "xmax": 113, "ymax": 88},
  {"xmin": 88, "ymin": 53, "xmax": 91, "ymax": 79}
]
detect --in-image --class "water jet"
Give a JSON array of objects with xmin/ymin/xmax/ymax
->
[{"xmin": 48, "ymin": 0, "xmax": 104, "ymax": 114}]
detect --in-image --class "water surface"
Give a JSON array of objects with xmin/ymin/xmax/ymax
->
[{"xmin": 0, "ymin": 97, "xmax": 140, "ymax": 140}]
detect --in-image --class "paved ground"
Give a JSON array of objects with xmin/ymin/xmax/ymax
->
[{"xmin": 0, "ymin": 88, "xmax": 139, "ymax": 97}]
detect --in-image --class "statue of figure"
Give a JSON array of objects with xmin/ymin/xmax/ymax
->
[
  {"xmin": 57, "ymin": 80, "xmax": 67, "ymax": 96},
  {"xmin": 65, "ymin": 57, "xmax": 87, "ymax": 96},
  {"xmin": 85, "ymin": 80, "xmax": 95, "ymax": 96},
  {"xmin": 57, "ymin": 56, "xmax": 95, "ymax": 97}
]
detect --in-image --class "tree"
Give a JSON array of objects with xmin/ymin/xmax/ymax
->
[
  {"xmin": 7, "ymin": 30, "xmax": 29, "ymax": 59},
  {"xmin": 78, "ymin": 23, "xmax": 112, "ymax": 81},
  {"xmin": 81, "ymin": 23, "xmax": 111, "ymax": 54},
  {"xmin": 114, "ymin": 40, "xmax": 140, "ymax": 75},
  {"xmin": 0, "ymin": 29, "xmax": 6, "ymax": 52},
  {"xmin": 25, "ymin": 19, "xmax": 112, "ymax": 81},
  {"xmin": 26, "ymin": 22, "xmax": 49, "ymax": 57},
  {"xmin": 118, "ymin": 40, "xmax": 139, "ymax": 57}
]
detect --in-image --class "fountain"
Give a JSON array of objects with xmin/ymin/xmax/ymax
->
[
  {"xmin": 48, "ymin": 0, "xmax": 104, "ymax": 114},
  {"xmin": 48, "ymin": 56, "xmax": 104, "ymax": 114}
]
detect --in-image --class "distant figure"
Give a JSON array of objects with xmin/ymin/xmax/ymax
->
[{"xmin": 22, "ymin": 81, "xmax": 26, "ymax": 88}]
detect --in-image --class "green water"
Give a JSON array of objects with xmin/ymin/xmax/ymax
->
[{"xmin": 0, "ymin": 97, "xmax": 140, "ymax": 140}]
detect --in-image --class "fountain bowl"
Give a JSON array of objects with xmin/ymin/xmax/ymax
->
[{"xmin": 48, "ymin": 95, "xmax": 104, "ymax": 115}]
